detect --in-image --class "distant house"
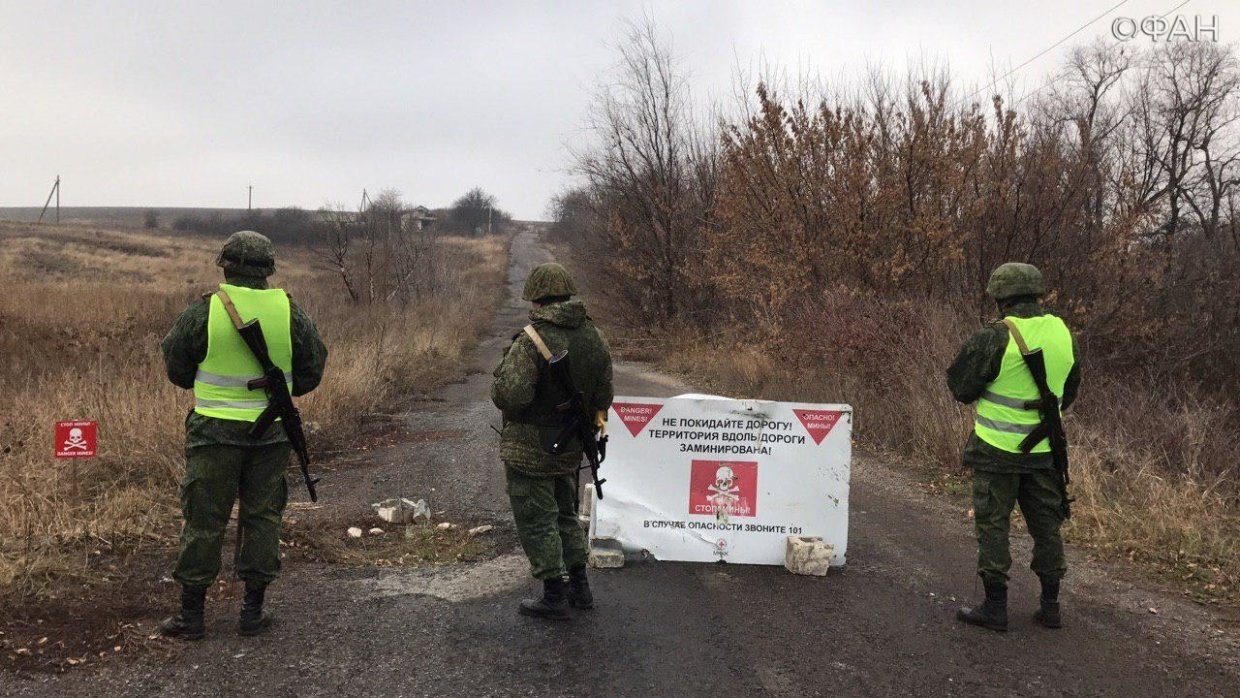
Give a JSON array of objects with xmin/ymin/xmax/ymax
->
[
  {"xmin": 401, "ymin": 206, "xmax": 436, "ymax": 231},
  {"xmin": 315, "ymin": 205, "xmax": 436, "ymax": 232}
]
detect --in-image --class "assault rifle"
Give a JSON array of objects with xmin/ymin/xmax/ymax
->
[
  {"xmin": 1004, "ymin": 320, "xmax": 1072, "ymax": 519},
  {"xmin": 218, "ymin": 293, "xmax": 319, "ymax": 502},
  {"xmin": 545, "ymin": 349, "xmax": 608, "ymax": 500}
]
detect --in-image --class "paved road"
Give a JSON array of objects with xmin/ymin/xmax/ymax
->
[{"xmin": 10, "ymin": 228, "xmax": 1238, "ymax": 697}]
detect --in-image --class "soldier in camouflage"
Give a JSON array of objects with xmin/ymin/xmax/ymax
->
[
  {"xmin": 491, "ymin": 262, "xmax": 614, "ymax": 620},
  {"xmin": 159, "ymin": 231, "xmax": 327, "ymax": 639},
  {"xmin": 948, "ymin": 262, "xmax": 1081, "ymax": 632}
]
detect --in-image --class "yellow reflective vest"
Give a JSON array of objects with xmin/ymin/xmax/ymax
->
[
  {"xmin": 974, "ymin": 315, "xmax": 1074, "ymax": 453},
  {"xmin": 192, "ymin": 284, "xmax": 293, "ymax": 422}
]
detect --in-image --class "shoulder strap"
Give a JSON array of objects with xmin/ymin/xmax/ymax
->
[
  {"xmin": 522, "ymin": 324, "xmax": 554, "ymax": 362},
  {"xmin": 215, "ymin": 290, "xmax": 246, "ymax": 331},
  {"xmin": 1001, "ymin": 318, "xmax": 1032, "ymax": 356}
]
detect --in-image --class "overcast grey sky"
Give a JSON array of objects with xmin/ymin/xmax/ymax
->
[{"xmin": 2, "ymin": 1, "xmax": 1237, "ymax": 219}]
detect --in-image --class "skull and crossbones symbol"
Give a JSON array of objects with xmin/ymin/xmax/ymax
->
[
  {"xmin": 707, "ymin": 465, "xmax": 741, "ymax": 516},
  {"xmin": 63, "ymin": 427, "xmax": 88, "ymax": 451}
]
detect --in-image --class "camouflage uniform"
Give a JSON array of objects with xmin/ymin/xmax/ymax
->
[
  {"xmin": 950, "ymin": 263, "xmax": 1081, "ymax": 631},
  {"xmin": 159, "ymin": 231, "xmax": 327, "ymax": 638},
  {"xmin": 492, "ymin": 263, "xmax": 613, "ymax": 618}
]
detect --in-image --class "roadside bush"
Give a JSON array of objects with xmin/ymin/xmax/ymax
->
[
  {"xmin": 439, "ymin": 187, "xmax": 513, "ymax": 235},
  {"xmin": 171, "ymin": 207, "xmax": 321, "ymax": 246}
]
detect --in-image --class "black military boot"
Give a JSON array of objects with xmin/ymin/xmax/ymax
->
[
  {"xmin": 518, "ymin": 577, "xmax": 570, "ymax": 620},
  {"xmin": 567, "ymin": 566, "xmax": 594, "ymax": 610},
  {"xmin": 1034, "ymin": 578, "xmax": 1062, "ymax": 629},
  {"xmin": 238, "ymin": 584, "xmax": 274, "ymax": 636},
  {"xmin": 159, "ymin": 585, "xmax": 207, "ymax": 640},
  {"xmin": 957, "ymin": 582, "xmax": 1008, "ymax": 632}
]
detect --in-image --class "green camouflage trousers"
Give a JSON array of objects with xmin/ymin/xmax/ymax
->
[
  {"xmin": 505, "ymin": 464, "xmax": 588, "ymax": 580},
  {"xmin": 173, "ymin": 442, "xmax": 290, "ymax": 589},
  {"xmin": 972, "ymin": 469, "xmax": 1067, "ymax": 586}
]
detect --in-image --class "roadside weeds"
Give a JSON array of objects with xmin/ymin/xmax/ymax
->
[{"xmin": 0, "ymin": 223, "xmax": 512, "ymax": 673}]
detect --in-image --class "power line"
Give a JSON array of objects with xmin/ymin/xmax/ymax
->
[
  {"xmin": 960, "ymin": 0, "xmax": 1132, "ymax": 109},
  {"xmin": 1162, "ymin": 0, "xmax": 1196, "ymax": 18},
  {"xmin": 1001, "ymin": 0, "xmax": 1196, "ymax": 112}
]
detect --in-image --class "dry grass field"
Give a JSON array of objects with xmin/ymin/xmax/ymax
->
[
  {"xmin": 0, "ymin": 221, "xmax": 508, "ymax": 598},
  {"xmin": 0, "ymin": 207, "xmax": 252, "ymax": 228}
]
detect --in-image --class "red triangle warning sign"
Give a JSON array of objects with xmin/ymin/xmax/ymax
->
[
  {"xmin": 612, "ymin": 402, "xmax": 664, "ymax": 437},
  {"xmin": 793, "ymin": 409, "xmax": 845, "ymax": 445}
]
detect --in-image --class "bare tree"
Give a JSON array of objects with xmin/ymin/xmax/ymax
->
[
  {"xmin": 1126, "ymin": 42, "xmax": 1240, "ymax": 244},
  {"xmin": 313, "ymin": 205, "xmax": 361, "ymax": 303},
  {"xmin": 313, "ymin": 189, "xmax": 443, "ymax": 305},
  {"xmin": 572, "ymin": 18, "xmax": 717, "ymax": 324}
]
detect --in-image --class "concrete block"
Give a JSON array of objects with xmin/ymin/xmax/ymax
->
[
  {"xmin": 784, "ymin": 536, "xmax": 833, "ymax": 577},
  {"xmin": 589, "ymin": 538, "xmax": 624, "ymax": 569},
  {"xmin": 372, "ymin": 498, "xmax": 430, "ymax": 524}
]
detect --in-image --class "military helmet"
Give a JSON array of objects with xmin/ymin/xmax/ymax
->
[
  {"xmin": 986, "ymin": 262, "xmax": 1045, "ymax": 300},
  {"xmin": 522, "ymin": 262, "xmax": 577, "ymax": 302},
  {"xmin": 217, "ymin": 230, "xmax": 275, "ymax": 278}
]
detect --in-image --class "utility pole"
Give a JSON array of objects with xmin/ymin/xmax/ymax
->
[
  {"xmin": 247, "ymin": 183, "xmax": 253, "ymax": 211},
  {"xmin": 487, "ymin": 205, "xmax": 492, "ymax": 235},
  {"xmin": 37, "ymin": 175, "xmax": 60, "ymax": 225}
]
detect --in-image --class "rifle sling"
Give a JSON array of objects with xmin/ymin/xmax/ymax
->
[
  {"xmin": 523, "ymin": 325, "xmax": 554, "ymax": 361},
  {"xmin": 215, "ymin": 290, "xmax": 247, "ymax": 331},
  {"xmin": 1001, "ymin": 318, "xmax": 1031, "ymax": 355}
]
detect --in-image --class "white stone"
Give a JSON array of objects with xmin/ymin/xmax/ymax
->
[
  {"xmin": 467, "ymin": 525, "xmax": 494, "ymax": 536},
  {"xmin": 410, "ymin": 500, "xmax": 432, "ymax": 523},
  {"xmin": 784, "ymin": 536, "xmax": 833, "ymax": 577},
  {"xmin": 368, "ymin": 527, "xmax": 385, "ymax": 536},
  {"xmin": 436, "ymin": 522, "xmax": 455, "ymax": 531},
  {"xmin": 347, "ymin": 527, "xmax": 364, "ymax": 539},
  {"xmin": 372, "ymin": 498, "xmax": 430, "ymax": 524}
]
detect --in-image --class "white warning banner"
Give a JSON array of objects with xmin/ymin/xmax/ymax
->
[{"xmin": 592, "ymin": 395, "xmax": 851, "ymax": 566}]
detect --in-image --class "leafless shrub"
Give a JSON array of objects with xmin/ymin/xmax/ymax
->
[
  {"xmin": 313, "ymin": 189, "xmax": 445, "ymax": 306},
  {"xmin": 569, "ymin": 19, "xmax": 719, "ymax": 327}
]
